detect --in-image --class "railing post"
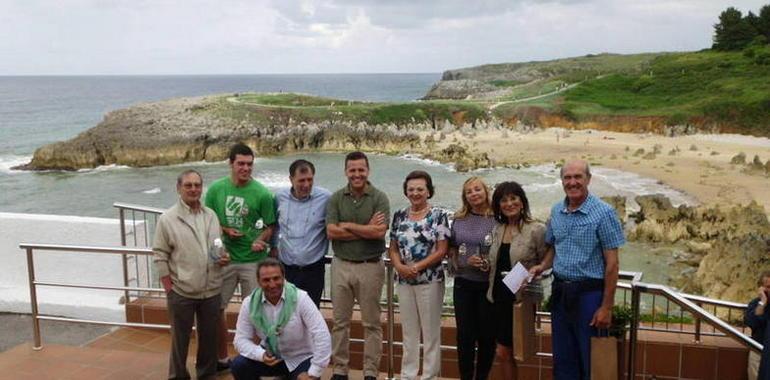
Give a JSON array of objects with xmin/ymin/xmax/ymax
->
[
  {"xmin": 25, "ymin": 247, "xmax": 42, "ymax": 350},
  {"xmin": 627, "ymin": 283, "xmax": 641, "ymax": 380},
  {"xmin": 694, "ymin": 301, "xmax": 702, "ymax": 343},
  {"xmin": 386, "ymin": 264, "xmax": 395, "ymax": 380},
  {"xmin": 118, "ymin": 208, "xmax": 130, "ymax": 304}
]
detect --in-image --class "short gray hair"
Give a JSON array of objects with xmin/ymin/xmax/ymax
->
[
  {"xmin": 176, "ymin": 169, "xmax": 203, "ymax": 186},
  {"xmin": 560, "ymin": 160, "xmax": 591, "ymax": 178}
]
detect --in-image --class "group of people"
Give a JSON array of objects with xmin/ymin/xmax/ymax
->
[{"xmin": 153, "ymin": 141, "xmax": 626, "ymax": 380}]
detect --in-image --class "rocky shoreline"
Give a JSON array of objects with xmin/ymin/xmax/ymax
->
[
  {"xmin": 15, "ymin": 93, "xmax": 770, "ymax": 303},
  {"xmin": 15, "ymin": 95, "xmax": 498, "ymax": 172},
  {"xmin": 627, "ymin": 195, "xmax": 770, "ymax": 302}
]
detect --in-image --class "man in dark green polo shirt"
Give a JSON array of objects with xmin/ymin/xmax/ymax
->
[{"xmin": 326, "ymin": 151, "xmax": 390, "ymax": 380}]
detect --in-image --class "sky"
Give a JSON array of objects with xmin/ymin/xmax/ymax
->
[{"xmin": 1, "ymin": 0, "xmax": 768, "ymax": 75}]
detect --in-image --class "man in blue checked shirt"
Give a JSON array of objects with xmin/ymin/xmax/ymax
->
[
  {"xmin": 272, "ymin": 159, "xmax": 331, "ymax": 307},
  {"xmin": 530, "ymin": 159, "xmax": 625, "ymax": 380}
]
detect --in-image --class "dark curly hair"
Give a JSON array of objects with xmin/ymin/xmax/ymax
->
[{"xmin": 491, "ymin": 181, "xmax": 532, "ymax": 229}]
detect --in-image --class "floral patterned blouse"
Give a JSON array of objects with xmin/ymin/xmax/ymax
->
[{"xmin": 389, "ymin": 206, "xmax": 451, "ymax": 285}]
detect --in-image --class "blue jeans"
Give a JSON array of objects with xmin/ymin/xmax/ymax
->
[
  {"xmin": 231, "ymin": 355, "xmax": 311, "ymax": 380},
  {"xmin": 551, "ymin": 287, "xmax": 603, "ymax": 380}
]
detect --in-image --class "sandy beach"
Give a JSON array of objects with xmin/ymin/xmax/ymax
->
[{"xmin": 430, "ymin": 128, "xmax": 770, "ymax": 213}]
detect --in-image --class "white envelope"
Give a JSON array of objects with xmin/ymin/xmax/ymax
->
[{"xmin": 502, "ymin": 262, "xmax": 531, "ymax": 294}]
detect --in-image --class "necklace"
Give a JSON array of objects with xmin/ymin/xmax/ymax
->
[{"xmin": 409, "ymin": 204, "xmax": 429, "ymax": 214}]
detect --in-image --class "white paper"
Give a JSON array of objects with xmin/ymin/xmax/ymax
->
[{"xmin": 502, "ymin": 262, "xmax": 531, "ymax": 294}]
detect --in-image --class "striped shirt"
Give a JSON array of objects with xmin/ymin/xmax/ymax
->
[{"xmin": 545, "ymin": 193, "xmax": 625, "ymax": 281}]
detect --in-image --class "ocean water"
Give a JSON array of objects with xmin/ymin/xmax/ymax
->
[
  {"xmin": 0, "ymin": 73, "xmax": 439, "ymax": 212},
  {"xmin": 0, "ymin": 74, "xmax": 692, "ymax": 284}
]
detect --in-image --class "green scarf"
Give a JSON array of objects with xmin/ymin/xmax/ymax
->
[{"xmin": 248, "ymin": 282, "xmax": 298, "ymax": 358}]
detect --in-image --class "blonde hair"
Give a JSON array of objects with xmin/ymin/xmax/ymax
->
[{"xmin": 454, "ymin": 176, "xmax": 492, "ymax": 219}]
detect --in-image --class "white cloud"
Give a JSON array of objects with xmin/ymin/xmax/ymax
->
[{"xmin": 0, "ymin": 0, "xmax": 767, "ymax": 74}]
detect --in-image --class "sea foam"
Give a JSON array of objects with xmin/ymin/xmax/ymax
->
[
  {"xmin": 0, "ymin": 155, "xmax": 32, "ymax": 174},
  {"xmin": 399, "ymin": 154, "xmax": 456, "ymax": 171}
]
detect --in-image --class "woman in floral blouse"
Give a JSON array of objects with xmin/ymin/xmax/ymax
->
[{"xmin": 388, "ymin": 170, "xmax": 450, "ymax": 380}]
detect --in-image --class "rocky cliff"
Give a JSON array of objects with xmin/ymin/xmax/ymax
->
[
  {"xmin": 19, "ymin": 96, "xmax": 426, "ymax": 170},
  {"xmin": 628, "ymin": 194, "xmax": 770, "ymax": 302}
]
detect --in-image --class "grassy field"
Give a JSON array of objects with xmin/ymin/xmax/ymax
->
[
  {"xmin": 205, "ymin": 50, "xmax": 770, "ymax": 136},
  {"xmin": 560, "ymin": 50, "xmax": 770, "ymax": 134},
  {"xmin": 208, "ymin": 94, "xmax": 490, "ymax": 127}
]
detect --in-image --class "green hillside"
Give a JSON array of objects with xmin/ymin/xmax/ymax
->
[
  {"xmin": 528, "ymin": 50, "xmax": 770, "ymax": 135},
  {"xmin": 213, "ymin": 49, "xmax": 770, "ymax": 137},
  {"xmin": 498, "ymin": 51, "xmax": 770, "ymax": 136},
  {"xmin": 207, "ymin": 93, "xmax": 488, "ymax": 127}
]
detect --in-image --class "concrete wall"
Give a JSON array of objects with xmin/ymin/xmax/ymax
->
[{"xmin": 0, "ymin": 212, "xmax": 140, "ymax": 322}]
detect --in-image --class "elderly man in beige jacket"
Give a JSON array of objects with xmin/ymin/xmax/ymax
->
[{"xmin": 154, "ymin": 169, "xmax": 230, "ymax": 380}]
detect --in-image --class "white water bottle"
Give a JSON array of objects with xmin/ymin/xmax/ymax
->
[{"xmin": 209, "ymin": 238, "xmax": 224, "ymax": 261}]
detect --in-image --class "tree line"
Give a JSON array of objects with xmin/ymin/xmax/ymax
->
[{"xmin": 712, "ymin": 4, "xmax": 770, "ymax": 51}]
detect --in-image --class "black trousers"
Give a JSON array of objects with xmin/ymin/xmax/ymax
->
[
  {"xmin": 166, "ymin": 291, "xmax": 221, "ymax": 380},
  {"xmin": 453, "ymin": 277, "xmax": 496, "ymax": 380},
  {"xmin": 284, "ymin": 259, "xmax": 325, "ymax": 307}
]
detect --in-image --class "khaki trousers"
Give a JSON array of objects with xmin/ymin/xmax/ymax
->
[
  {"xmin": 331, "ymin": 258, "xmax": 385, "ymax": 377},
  {"xmin": 748, "ymin": 350, "xmax": 760, "ymax": 380}
]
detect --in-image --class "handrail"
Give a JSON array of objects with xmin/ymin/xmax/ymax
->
[
  {"xmin": 18, "ymin": 241, "xmax": 399, "ymax": 376},
  {"xmin": 112, "ymin": 202, "xmax": 165, "ymax": 215},
  {"xmin": 627, "ymin": 281, "xmax": 762, "ymax": 379},
  {"xmin": 20, "ymin": 241, "xmax": 761, "ymax": 380},
  {"xmin": 678, "ymin": 291, "xmax": 748, "ymax": 309},
  {"xmin": 638, "ymin": 282, "xmax": 761, "ymax": 351},
  {"xmin": 19, "ymin": 243, "xmax": 152, "ymax": 255},
  {"xmin": 19, "ymin": 242, "xmax": 159, "ymax": 350},
  {"xmin": 619, "ymin": 270, "xmax": 642, "ymax": 282}
]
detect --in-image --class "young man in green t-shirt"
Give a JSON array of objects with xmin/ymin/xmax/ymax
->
[{"xmin": 204, "ymin": 143, "xmax": 276, "ymax": 370}]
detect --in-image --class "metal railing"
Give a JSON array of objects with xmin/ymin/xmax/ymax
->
[
  {"xmin": 19, "ymin": 243, "xmax": 165, "ymax": 351},
  {"xmin": 613, "ymin": 282, "xmax": 751, "ymax": 340},
  {"xmin": 19, "ymin": 241, "xmax": 762, "ymax": 380},
  {"xmin": 626, "ymin": 281, "xmax": 763, "ymax": 379},
  {"xmin": 18, "ymin": 241, "xmax": 401, "ymax": 379},
  {"xmin": 108, "ymin": 202, "xmax": 762, "ymax": 379},
  {"xmin": 114, "ymin": 202, "xmax": 164, "ymax": 304},
  {"xmin": 112, "ymin": 202, "xmax": 755, "ymax": 337}
]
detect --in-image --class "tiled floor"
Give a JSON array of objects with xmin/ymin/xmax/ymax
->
[
  {"xmin": 0, "ymin": 327, "xmax": 447, "ymax": 379},
  {"xmin": 0, "ymin": 323, "xmax": 754, "ymax": 379}
]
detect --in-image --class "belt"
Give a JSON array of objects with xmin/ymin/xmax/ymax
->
[
  {"xmin": 553, "ymin": 275, "xmax": 604, "ymax": 289},
  {"xmin": 284, "ymin": 259, "xmax": 325, "ymax": 271},
  {"xmin": 552, "ymin": 275, "xmax": 604, "ymax": 321},
  {"xmin": 337, "ymin": 256, "xmax": 381, "ymax": 264}
]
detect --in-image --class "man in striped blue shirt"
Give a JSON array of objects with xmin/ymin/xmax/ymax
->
[{"xmin": 530, "ymin": 159, "xmax": 625, "ymax": 380}]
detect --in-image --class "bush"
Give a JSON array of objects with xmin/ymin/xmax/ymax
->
[
  {"xmin": 611, "ymin": 305, "xmax": 633, "ymax": 338},
  {"xmin": 631, "ymin": 75, "xmax": 655, "ymax": 92},
  {"xmin": 666, "ymin": 113, "xmax": 689, "ymax": 125},
  {"xmin": 744, "ymin": 46, "xmax": 758, "ymax": 58},
  {"xmin": 755, "ymin": 51, "xmax": 770, "ymax": 65}
]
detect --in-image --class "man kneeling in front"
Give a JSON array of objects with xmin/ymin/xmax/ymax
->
[{"xmin": 232, "ymin": 257, "xmax": 331, "ymax": 380}]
